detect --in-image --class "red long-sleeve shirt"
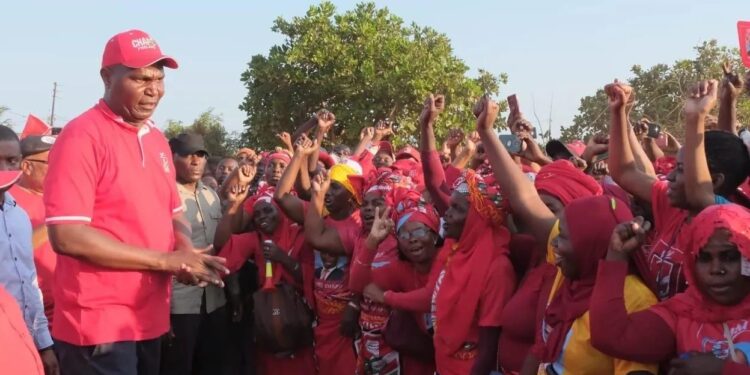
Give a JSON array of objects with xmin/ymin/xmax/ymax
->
[
  {"xmin": 422, "ymin": 150, "xmax": 452, "ymax": 215},
  {"xmin": 590, "ymin": 261, "xmax": 750, "ymax": 375}
]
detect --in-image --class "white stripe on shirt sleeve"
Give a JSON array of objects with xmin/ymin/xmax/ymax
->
[{"xmin": 45, "ymin": 216, "xmax": 93, "ymax": 223}]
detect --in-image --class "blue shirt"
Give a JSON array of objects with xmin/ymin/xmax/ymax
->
[
  {"xmin": 715, "ymin": 195, "xmax": 730, "ymax": 205},
  {"xmin": 0, "ymin": 192, "xmax": 52, "ymax": 350}
]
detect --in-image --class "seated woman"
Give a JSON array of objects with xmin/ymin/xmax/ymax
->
[
  {"xmin": 214, "ymin": 192, "xmax": 315, "ymax": 375},
  {"xmin": 590, "ymin": 204, "xmax": 750, "ymax": 374}
]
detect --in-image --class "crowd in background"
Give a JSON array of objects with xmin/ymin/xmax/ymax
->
[{"xmin": 2, "ymin": 29, "xmax": 750, "ymax": 375}]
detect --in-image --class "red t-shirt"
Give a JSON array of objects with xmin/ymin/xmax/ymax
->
[
  {"xmin": 636, "ymin": 181, "xmax": 690, "ymax": 300},
  {"xmin": 324, "ymin": 211, "xmax": 361, "ymax": 256},
  {"xmin": 431, "ymin": 255, "xmax": 515, "ymax": 375},
  {"xmin": 0, "ymin": 285, "xmax": 44, "ymax": 375},
  {"xmin": 9, "ymin": 186, "xmax": 56, "ymax": 328},
  {"xmin": 44, "ymin": 100, "xmax": 183, "ymax": 345}
]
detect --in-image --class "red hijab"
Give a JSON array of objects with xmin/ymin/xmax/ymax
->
[
  {"xmin": 245, "ymin": 193, "xmax": 314, "ymax": 302},
  {"xmin": 535, "ymin": 160, "xmax": 603, "ymax": 206},
  {"xmin": 651, "ymin": 204, "xmax": 750, "ymax": 323},
  {"xmin": 534, "ymin": 196, "xmax": 632, "ymax": 362},
  {"xmin": 435, "ymin": 169, "xmax": 511, "ymax": 356}
]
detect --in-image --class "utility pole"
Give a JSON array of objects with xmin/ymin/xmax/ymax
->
[{"xmin": 50, "ymin": 82, "xmax": 58, "ymax": 126}]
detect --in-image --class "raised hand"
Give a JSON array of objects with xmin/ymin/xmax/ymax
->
[
  {"xmin": 374, "ymin": 120, "xmax": 394, "ymax": 140},
  {"xmin": 360, "ymin": 126, "xmax": 375, "ymax": 141},
  {"xmin": 464, "ymin": 134, "xmax": 478, "ymax": 155},
  {"xmin": 683, "ymin": 80, "xmax": 719, "ymax": 118},
  {"xmin": 446, "ymin": 129, "xmax": 465, "ymax": 149},
  {"xmin": 582, "ymin": 133, "xmax": 609, "ymax": 162},
  {"xmin": 633, "ymin": 118, "xmax": 649, "ymax": 139},
  {"xmin": 474, "ymin": 95, "xmax": 500, "ymax": 131},
  {"xmin": 295, "ymin": 134, "xmax": 319, "ymax": 156},
  {"xmin": 518, "ymin": 137, "xmax": 547, "ymax": 163},
  {"xmin": 605, "ymin": 80, "xmax": 633, "ymax": 112},
  {"xmin": 316, "ymin": 109, "xmax": 336, "ymax": 134},
  {"xmin": 238, "ymin": 164, "xmax": 257, "ymax": 186},
  {"xmin": 368, "ymin": 206, "xmax": 394, "ymax": 243},
  {"xmin": 226, "ymin": 185, "xmax": 250, "ymax": 206},
  {"xmin": 662, "ymin": 132, "xmax": 681, "ymax": 154},
  {"xmin": 570, "ymin": 156, "xmax": 588, "ymax": 170},
  {"xmin": 468, "ymin": 131, "xmax": 481, "ymax": 144},
  {"xmin": 311, "ymin": 170, "xmax": 331, "ymax": 195},
  {"xmin": 607, "ymin": 216, "xmax": 651, "ymax": 262},
  {"xmin": 419, "ymin": 94, "xmax": 445, "ymax": 126},
  {"xmin": 512, "ymin": 118, "xmax": 534, "ymax": 139},
  {"xmin": 276, "ymin": 132, "xmax": 294, "ymax": 151},
  {"xmin": 721, "ymin": 61, "xmax": 744, "ymax": 102}
]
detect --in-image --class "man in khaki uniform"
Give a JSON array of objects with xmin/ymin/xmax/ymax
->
[{"xmin": 161, "ymin": 133, "xmax": 227, "ymax": 375}]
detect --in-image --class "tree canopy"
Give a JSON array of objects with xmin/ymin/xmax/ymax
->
[
  {"xmin": 561, "ymin": 40, "xmax": 749, "ymax": 142},
  {"xmin": 239, "ymin": 1, "xmax": 507, "ymax": 149},
  {"xmin": 163, "ymin": 109, "xmax": 242, "ymax": 157}
]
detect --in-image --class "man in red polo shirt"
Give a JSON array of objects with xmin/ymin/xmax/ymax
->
[{"xmin": 43, "ymin": 30, "xmax": 228, "ymax": 374}]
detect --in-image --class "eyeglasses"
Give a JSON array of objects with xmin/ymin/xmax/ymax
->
[
  {"xmin": 25, "ymin": 159, "xmax": 48, "ymax": 164},
  {"xmin": 397, "ymin": 228, "xmax": 430, "ymax": 241}
]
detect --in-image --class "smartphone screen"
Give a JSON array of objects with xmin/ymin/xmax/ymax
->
[{"xmin": 499, "ymin": 134, "xmax": 522, "ymax": 154}]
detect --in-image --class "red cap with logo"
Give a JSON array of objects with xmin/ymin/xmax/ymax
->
[{"xmin": 102, "ymin": 29, "xmax": 178, "ymax": 69}]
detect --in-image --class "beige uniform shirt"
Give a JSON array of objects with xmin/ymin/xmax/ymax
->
[{"xmin": 171, "ymin": 182, "xmax": 226, "ymax": 314}]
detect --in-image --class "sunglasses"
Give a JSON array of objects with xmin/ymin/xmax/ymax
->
[{"xmin": 397, "ymin": 227, "xmax": 431, "ymax": 241}]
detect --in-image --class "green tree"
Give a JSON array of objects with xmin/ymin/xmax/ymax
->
[
  {"xmin": 239, "ymin": 1, "xmax": 508, "ymax": 149},
  {"xmin": 561, "ymin": 40, "xmax": 749, "ymax": 142},
  {"xmin": 163, "ymin": 109, "xmax": 241, "ymax": 157}
]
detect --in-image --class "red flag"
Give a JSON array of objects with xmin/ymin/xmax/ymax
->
[
  {"xmin": 21, "ymin": 114, "xmax": 51, "ymax": 139},
  {"xmin": 740, "ymin": 21, "xmax": 750, "ymax": 68}
]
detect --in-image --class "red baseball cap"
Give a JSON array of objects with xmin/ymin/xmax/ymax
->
[
  {"xmin": 396, "ymin": 146, "xmax": 421, "ymax": 163},
  {"xmin": 102, "ymin": 29, "xmax": 178, "ymax": 69}
]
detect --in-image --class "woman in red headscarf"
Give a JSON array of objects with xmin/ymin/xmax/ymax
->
[
  {"xmin": 607, "ymin": 80, "xmax": 750, "ymax": 300},
  {"xmin": 429, "ymin": 168, "xmax": 515, "ymax": 375},
  {"xmin": 534, "ymin": 159, "xmax": 604, "ymax": 216},
  {"xmin": 273, "ymin": 137, "xmax": 362, "ymax": 375},
  {"xmin": 221, "ymin": 150, "xmax": 292, "ymax": 234},
  {"xmin": 521, "ymin": 196, "xmax": 658, "ymax": 375},
  {"xmin": 214, "ymin": 191, "xmax": 315, "ymax": 375},
  {"xmin": 590, "ymin": 204, "xmax": 750, "ymax": 374},
  {"xmin": 345, "ymin": 171, "xmax": 420, "ymax": 375},
  {"xmin": 357, "ymin": 201, "xmax": 443, "ymax": 375},
  {"xmin": 474, "ymin": 96, "xmax": 605, "ymax": 373}
]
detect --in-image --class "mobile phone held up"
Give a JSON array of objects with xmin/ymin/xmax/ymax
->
[
  {"xmin": 499, "ymin": 134, "xmax": 522, "ymax": 154},
  {"xmin": 646, "ymin": 122, "xmax": 661, "ymax": 139}
]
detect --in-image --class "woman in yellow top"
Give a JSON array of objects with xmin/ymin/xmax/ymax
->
[
  {"xmin": 521, "ymin": 195, "xmax": 658, "ymax": 375},
  {"xmin": 477, "ymin": 99, "xmax": 657, "ymax": 375}
]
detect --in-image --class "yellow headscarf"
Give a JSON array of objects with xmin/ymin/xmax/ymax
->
[{"xmin": 329, "ymin": 164, "xmax": 361, "ymax": 205}]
